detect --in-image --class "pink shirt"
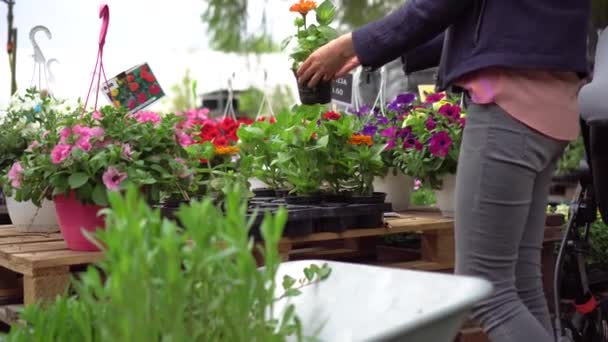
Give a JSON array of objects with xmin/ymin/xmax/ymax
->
[{"xmin": 457, "ymin": 68, "xmax": 585, "ymax": 141}]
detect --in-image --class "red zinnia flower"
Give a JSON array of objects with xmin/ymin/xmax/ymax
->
[
  {"xmin": 213, "ymin": 136, "xmax": 228, "ymax": 147},
  {"xmin": 322, "ymin": 111, "xmax": 341, "ymax": 120},
  {"xmin": 149, "ymin": 84, "xmax": 161, "ymax": 95},
  {"xmin": 127, "ymin": 74, "xmax": 135, "ymax": 82},
  {"xmin": 137, "ymin": 92, "xmax": 148, "ymax": 104},
  {"xmin": 129, "ymin": 82, "xmax": 140, "ymax": 92},
  {"xmin": 142, "ymin": 73, "xmax": 156, "ymax": 83}
]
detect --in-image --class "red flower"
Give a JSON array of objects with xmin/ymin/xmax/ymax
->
[
  {"xmin": 127, "ymin": 74, "xmax": 135, "ymax": 82},
  {"xmin": 269, "ymin": 117, "xmax": 276, "ymax": 124},
  {"xmin": 311, "ymin": 132, "xmax": 318, "ymax": 139},
  {"xmin": 128, "ymin": 99, "xmax": 136, "ymax": 110},
  {"xmin": 142, "ymin": 72, "xmax": 156, "ymax": 83},
  {"xmin": 149, "ymin": 84, "xmax": 161, "ymax": 95},
  {"xmin": 322, "ymin": 111, "xmax": 341, "ymax": 120},
  {"xmin": 425, "ymin": 93, "xmax": 446, "ymax": 104},
  {"xmin": 213, "ymin": 136, "xmax": 228, "ymax": 147},
  {"xmin": 129, "ymin": 82, "xmax": 140, "ymax": 92},
  {"xmin": 199, "ymin": 122, "xmax": 220, "ymax": 141},
  {"xmin": 238, "ymin": 118, "xmax": 254, "ymax": 125},
  {"xmin": 137, "ymin": 92, "xmax": 148, "ymax": 104}
]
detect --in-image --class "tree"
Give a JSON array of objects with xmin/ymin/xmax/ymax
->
[{"xmin": 167, "ymin": 69, "xmax": 196, "ymax": 112}]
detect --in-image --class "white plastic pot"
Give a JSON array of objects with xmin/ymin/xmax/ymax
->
[
  {"xmin": 5, "ymin": 196, "xmax": 60, "ymax": 233},
  {"xmin": 373, "ymin": 169, "xmax": 414, "ymax": 212},
  {"xmin": 274, "ymin": 260, "xmax": 492, "ymax": 342},
  {"xmin": 248, "ymin": 177, "xmax": 268, "ymax": 190},
  {"xmin": 434, "ymin": 173, "xmax": 456, "ymax": 218}
]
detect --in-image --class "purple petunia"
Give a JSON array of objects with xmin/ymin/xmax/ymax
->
[
  {"xmin": 388, "ymin": 93, "xmax": 416, "ymax": 112},
  {"xmin": 397, "ymin": 127, "xmax": 412, "ymax": 138},
  {"xmin": 361, "ymin": 124, "xmax": 378, "ymax": 136},
  {"xmin": 425, "ymin": 117, "xmax": 437, "ymax": 130},
  {"xmin": 380, "ymin": 127, "xmax": 397, "ymax": 138},
  {"xmin": 438, "ymin": 104, "xmax": 462, "ymax": 122},
  {"xmin": 402, "ymin": 134, "xmax": 422, "ymax": 151},
  {"xmin": 428, "ymin": 131, "xmax": 452, "ymax": 157},
  {"xmin": 385, "ymin": 138, "xmax": 397, "ymax": 150},
  {"xmin": 376, "ymin": 116, "xmax": 389, "ymax": 125}
]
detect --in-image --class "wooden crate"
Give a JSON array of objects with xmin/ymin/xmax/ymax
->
[
  {"xmin": 0, "ymin": 226, "xmax": 103, "ymax": 324},
  {"xmin": 279, "ymin": 210, "xmax": 455, "ymax": 272}
]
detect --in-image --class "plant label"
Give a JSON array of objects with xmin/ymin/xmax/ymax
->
[
  {"xmin": 102, "ymin": 62, "xmax": 165, "ymax": 113},
  {"xmin": 331, "ymin": 73, "xmax": 353, "ymax": 106}
]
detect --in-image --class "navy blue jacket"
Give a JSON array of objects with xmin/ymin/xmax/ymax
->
[{"xmin": 352, "ymin": 0, "xmax": 591, "ymax": 91}]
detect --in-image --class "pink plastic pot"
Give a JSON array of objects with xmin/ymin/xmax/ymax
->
[{"xmin": 54, "ymin": 192, "xmax": 106, "ymax": 251}]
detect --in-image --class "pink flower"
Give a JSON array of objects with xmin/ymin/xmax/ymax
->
[
  {"xmin": 133, "ymin": 111, "xmax": 161, "ymax": 126},
  {"xmin": 414, "ymin": 179, "xmax": 423, "ymax": 190},
  {"xmin": 75, "ymin": 136, "xmax": 92, "ymax": 152},
  {"xmin": 89, "ymin": 127, "xmax": 105, "ymax": 138},
  {"xmin": 72, "ymin": 125, "xmax": 90, "ymax": 137},
  {"xmin": 92, "ymin": 110, "xmax": 103, "ymax": 120},
  {"xmin": 175, "ymin": 130, "xmax": 193, "ymax": 147},
  {"xmin": 42, "ymin": 130, "xmax": 50, "ymax": 139},
  {"xmin": 122, "ymin": 143, "xmax": 133, "ymax": 160},
  {"xmin": 102, "ymin": 167, "xmax": 127, "ymax": 191},
  {"xmin": 7, "ymin": 162, "xmax": 23, "ymax": 189},
  {"xmin": 51, "ymin": 144, "xmax": 72, "ymax": 164},
  {"xmin": 59, "ymin": 127, "xmax": 72, "ymax": 143},
  {"xmin": 26, "ymin": 140, "xmax": 40, "ymax": 151},
  {"xmin": 128, "ymin": 99, "xmax": 136, "ymax": 110}
]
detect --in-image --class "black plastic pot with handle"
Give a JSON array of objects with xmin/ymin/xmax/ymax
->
[{"xmin": 293, "ymin": 71, "xmax": 332, "ymax": 105}]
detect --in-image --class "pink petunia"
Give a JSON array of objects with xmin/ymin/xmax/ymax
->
[
  {"xmin": 175, "ymin": 130, "xmax": 193, "ymax": 147},
  {"xmin": 133, "ymin": 111, "xmax": 161, "ymax": 126},
  {"xmin": 92, "ymin": 110, "xmax": 103, "ymax": 120},
  {"xmin": 7, "ymin": 162, "xmax": 24, "ymax": 189},
  {"xmin": 414, "ymin": 179, "xmax": 423, "ymax": 190},
  {"xmin": 26, "ymin": 140, "xmax": 40, "ymax": 152},
  {"xmin": 102, "ymin": 167, "xmax": 127, "ymax": 191},
  {"xmin": 51, "ymin": 144, "xmax": 72, "ymax": 164},
  {"xmin": 89, "ymin": 127, "xmax": 105, "ymax": 138},
  {"xmin": 121, "ymin": 143, "xmax": 133, "ymax": 160},
  {"xmin": 59, "ymin": 127, "xmax": 72, "ymax": 143},
  {"xmin": 75, "ymin": 136, "xmax": 92, "ymax": 152}
]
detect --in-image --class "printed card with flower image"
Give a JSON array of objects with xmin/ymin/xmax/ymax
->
[{"xmin": 102, "ymin": 63, "xmax": 164, "ymax": 113}]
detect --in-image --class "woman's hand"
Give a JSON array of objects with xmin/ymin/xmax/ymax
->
[{"xmin": 297, "ymin": 33, "xmax": 359, "ymax": 87}]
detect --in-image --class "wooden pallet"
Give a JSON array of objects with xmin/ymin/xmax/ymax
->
[
  {"xmin": 0, "ymin": 226, "xmax": 103, "ymax": 309},
  {"xmin": 279, "ymin": 210, "xmax": 455, "ymax": 272}
]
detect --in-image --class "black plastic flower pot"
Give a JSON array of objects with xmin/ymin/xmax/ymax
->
[
  {"xmin": 274, "ymin": 189, "xmax": 290, "ymax": 198},
  {"xmin": 321, "ymin": 191, "xmax": 352, "ymax": 203},
  {"xmin": 317, "ymin": 205, "xmax": 356, "ymax": 233},
  {"xmin": 285, "ymin": 194, "xmax": 322, "ymax": 206},
  {"xmin": 253, "ymin": 188, "xmax": 276, "ymax": 198},
  {"xmin": 294, "ymin": 72, "xmax": 332, "ymax": 105},
  {"xmin": 349, "ymin": 203, "xmax": 387, "ymax": 229},
  {"xmin": 349, "ymin": 192, "xmax": 387, "ymax": 204},
  {"xmin": 283, "ymin": 208, "xmax": 318, "ymax": 237}
]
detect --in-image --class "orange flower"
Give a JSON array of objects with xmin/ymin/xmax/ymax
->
[
  {"xmin": 215, "ymin": 145, "xmax": 240, "ymax": 155},
  {"xmin": 348, "ymin": 134, "xmax": 373, "ymax": 146},
  {"xmin": 289, "ymin": 0, "xmax": 317, "ymax": 16}
]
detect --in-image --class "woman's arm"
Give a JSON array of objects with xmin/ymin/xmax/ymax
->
[
  {"xmin": 402, "ymin": 32, "xmax": 445, "ymax": 74},
  {"xmin": 353, "ymin": 0, "xmax": 471, "ymax": 69}
]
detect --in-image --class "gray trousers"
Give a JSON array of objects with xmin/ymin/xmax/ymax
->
[{"xmin": 455, "ymin": 103, "xmax": 567, "ymax": 341}]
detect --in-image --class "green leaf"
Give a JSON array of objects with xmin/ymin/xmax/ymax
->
[
  {"xmin": 315, "ymin": 0, "xmax": 336, "ymax": 26},
  {"xmin": 317, "ymin": 26, "xmax": 338, "ymax": 40},
  {"xmin": 68, "ymin": 172, "xmax": 89, "ymax": 189},
  {"xmin": 281, "ymin": 36, "xmax": 293, "ymax": 51},
  {"xmin": 91, "ymin": 184, "xmax": 108, "ymax": 207},
  {"xmin": 284, "ymin": 288, "xmax": 302, "ymax": 297},
  {"xmin": 316, "ymin": 135, "xmax": 329, "ymax": 148},
  {"xmin": 282, "ymin": 275, "xmax": 296, "ymax": 290}
]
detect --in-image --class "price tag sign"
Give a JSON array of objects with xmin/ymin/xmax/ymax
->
[
  {"xmin": 331, "ymin": 73, "xmax": 353, "ymax": 106},
  {"xmin": 102, "ymin": 62, "xmax": 165, "ymax": 113}
]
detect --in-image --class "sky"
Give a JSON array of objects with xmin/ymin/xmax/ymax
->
[{"xmin": 0, "ymin": 0, "xmax": 297, "ymax": 110}]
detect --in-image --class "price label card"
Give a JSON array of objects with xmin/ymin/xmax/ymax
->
[
  {"xmin": 417, "ymin": 84, "xmax": 437, "ymax": 102},
  {"xmin": 331, "ymin": 73, "xmax": 354, "ymax": 106},
  {"xmin": 102, "ymin": 62, "xmax": 165, "ymax": 113}
]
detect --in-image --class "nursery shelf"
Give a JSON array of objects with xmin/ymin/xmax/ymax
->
[{"xmin": 0, "ymin": 227, "xmax": 103, "ymax": 310}]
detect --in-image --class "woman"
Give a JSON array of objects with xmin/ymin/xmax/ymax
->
[{"xmin": 298, "ymin": 1, "xmax": 591, "ymax": 341}]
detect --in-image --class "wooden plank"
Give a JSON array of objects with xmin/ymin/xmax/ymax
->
[
  {"xmin": 13, "ymin": 250, "xmax": 103, "ymax": 272},
  {"xmin": 0, "ymin": 240, "xmax": 68, "ymax": 254},
  {"xmin": 289, "ymin": 247, "xmax": 371, "ymax": 260},
  {"xmin": 0, "ymin": 234, "xmax": 63, "ymax": 246},
  {"xmin": 421, "ymin": 229, "xmax": 455, "ymax": 265},
  {"xmin": 282, "ymin": 219, "xmax": 452, "ymax": 244},
  {"xmin": 378, "ymin": 260, "xmax": 453, "ymax": 272},
  {"xmin": 23, "ymin": 266, "xmax": 70, "ymax": 305}
]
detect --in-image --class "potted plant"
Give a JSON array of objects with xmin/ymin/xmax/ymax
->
[
  {"xmin": 18, "ymin": 105, "xmax": 195, "ymax": 250},
  {"xmin": 283, "ymin": 0, "xmax": 338, "ymax": 105},
  {"xmin": 393, "ymin": 93, "xmax": 465, "ymax": 217},
  {"xmin": 0, "ymin": 88, "xmax": 71, "ymax": 233},
  {"xmin": 353, "ymin": 93, "xmax": 418, "ymax": 211},
  {"xmin": 238, "ymin": 115, "xmax": 288, "ymax": 197}
]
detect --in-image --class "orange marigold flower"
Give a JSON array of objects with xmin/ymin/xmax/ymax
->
[
  {"xmin": 348, "ymin": 134, "xmax": 373, "ymax": 146},
  {"xmin": 215, "ymin": 145, "xmax": 240, "ymax": 155},
  {"xmin": 289, "ymin": 0, "xmax": 317, "ymax": 16}
]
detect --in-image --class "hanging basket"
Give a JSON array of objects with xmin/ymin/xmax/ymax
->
[
  {"xmin": 5, "ymin": 196, "xmax": 60, "ymax": 233},
  {"xmin": 54, "ymin": 192, "xmax": 105, "ymax": 251}
]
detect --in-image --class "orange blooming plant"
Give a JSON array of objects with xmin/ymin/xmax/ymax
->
[
  {"xmin": 345, "ymin": 131, "xmax": 386, "ymax": 197},
  {"xmin": 283, "ymin": 0, "xmax": 338, "ymax": 70}
]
